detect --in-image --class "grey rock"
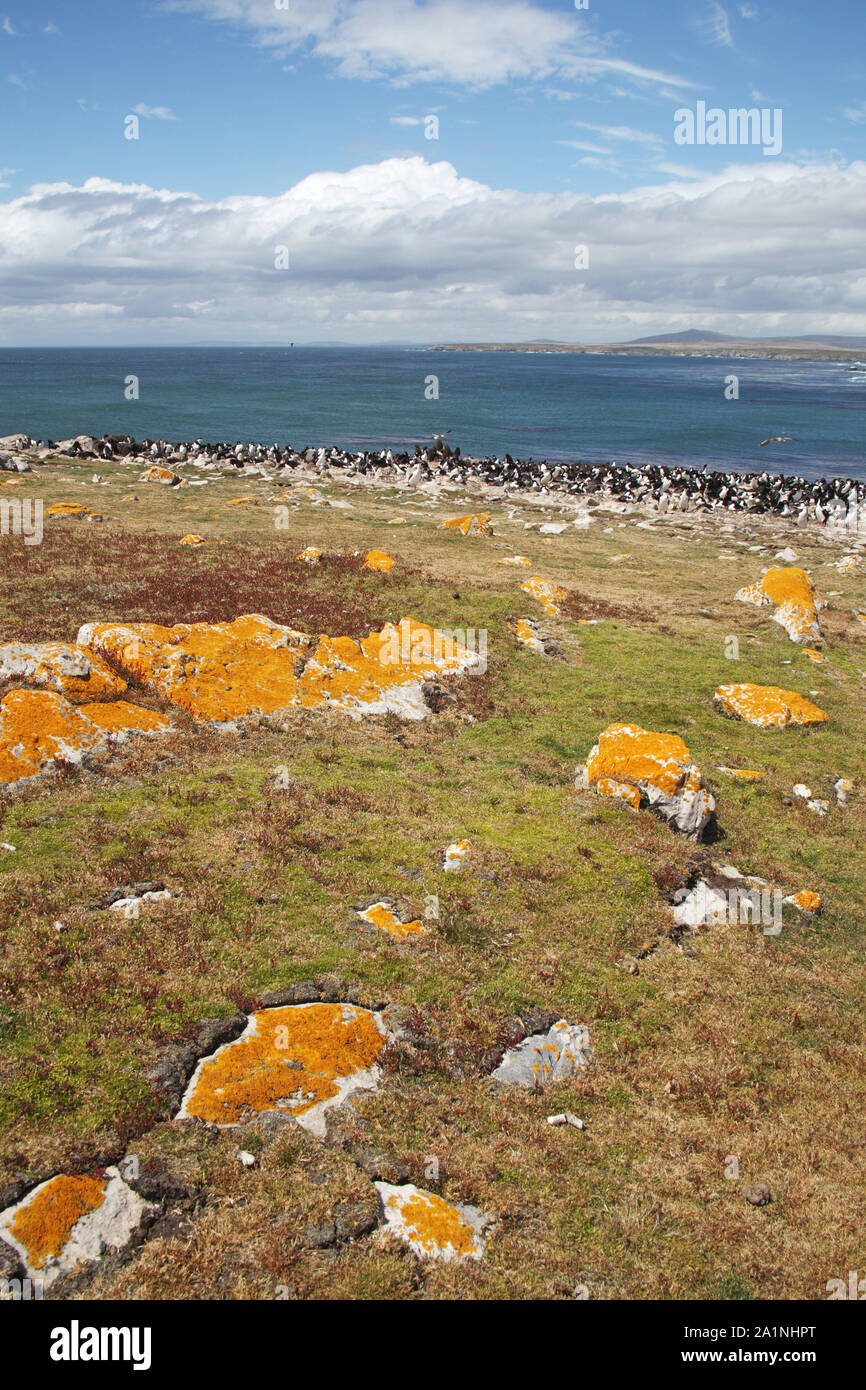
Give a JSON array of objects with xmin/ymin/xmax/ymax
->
[
  {"xmin": 334, "ymin": 1201, "xmax": 378, "ymax": 1242},
  {"xmin": 304, "ymin": 1221, "xmax": 337, "ymax": 1249},
  {"xmin": 742, "ymin": 1182, "xmax": 772, "ymax": 1207},
  {"xmin": 259, "ymin": 981, "xmax": 319, "ymax": 1008},
  {"xmin": 196, "ymin": 1014, "xmax": 246, "ymax": 1055},
  {"xmin": 0, "ymin": 1237, "xmax": 22, "ymax": 1280}
]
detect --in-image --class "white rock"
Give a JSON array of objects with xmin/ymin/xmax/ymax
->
[
  {"xmin": 793, "ymin": 784, "xmax": 812, "ymax": 800},
  {"xmin": 237, "ymin": 1150, "xmax": 257, "ymax": 1168},
  {"xmin": 492, "ymin": 1020, "xmax": 591, "ymax": 1088}
]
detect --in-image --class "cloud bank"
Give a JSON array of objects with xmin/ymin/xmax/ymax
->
[{"xmin": 0, "ymin": 157, "xmax": 864, "ymax": 342}]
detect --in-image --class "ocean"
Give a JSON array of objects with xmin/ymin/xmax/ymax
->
[{"xmin": 0, "ymin": 347, "xmax": 863, "ymax": 482}]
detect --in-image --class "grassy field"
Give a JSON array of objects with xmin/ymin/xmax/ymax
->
[{"xmin": 1, "ymin": 458, "xmax": 864, "ymax": 1300}]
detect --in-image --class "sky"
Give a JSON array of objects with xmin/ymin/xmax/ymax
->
[{"xmin": 0, "ymin": 0, "xmax": 864, "ymax": 344}]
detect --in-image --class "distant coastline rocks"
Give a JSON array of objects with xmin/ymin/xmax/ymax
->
[{"xmin": 3, "ymin": 431, "xmax": 865, "ymax": 529}]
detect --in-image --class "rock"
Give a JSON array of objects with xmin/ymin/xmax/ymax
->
[
  {"xmin": 0, "ymin": 1236, "xmax": 21, "ymax": 1281},
  {"xmin": 179, "ymin": 534, "xmax": 207, "ymax": 546},
  {"xmin": 793, "ymin": 783, "xmax": 812, "ymax": 800},
  {"xmin": 0, "ymin": 642, "xmax": 127, "ymax": 703},
  {"xmin": 0, "ymin": 1168, "xmax": 153, "ymax": 1288},
  {"xmin": 139, "ymin": 466, "xmax": 180, "ymax": 485},
  {"xmin": 547, "ymin": 1113, "xmax": 584, "ymax": 1129},
  {"xmin": 735, "ymin": 566, "xmax": 822, "ymax": 645},
  {"xmin": 362, "ymin": 550, "xmax": 395, "ymax": 573},
  {"xmin": 492, "ymin": 1019, "xmax": 592, "ymax": 1088},
  {"xmin": 237, "ymin": 1150, "xmax": 256, "ymax": 1168},
  {"xmin": 775, "ymin": 548, "xmax": 798, "ymax": 563},
  {"xmin": 177, "ymin": 1003, "xmax": 390, "ymax": 1138},
  {"xmin": 195, "ymin": 1014, "xmax": 248, "ymax": 1055},
  {"xmin": 714, "ymin": 684, "xmax": 829, "ymax": 729},
  {"xmin": 0, "ymin": 434, "xmax": 30, "ymax": 452},
  {"xmin": 333, "ymin": 1200, "xmax": 378, "ymax": 1242},
  {"xmin": 742, "ymin": 1182, "xmax": 772, "ymax": 1207},
  {"xmin": 715, "ymin": 766, "xmax": 766, "ymax": 782},
  {"xmin": 442, "ymin": 840, "xmax": 472, "ymax": 872},
  {"xmin": 576, "ymin": 722, "xmax": 716, "ymax": 839},
  {"xmin": 441, "ymin": 513, "xmax": 492, "ymax": 536},
  {"xmin": 86, "ymin": 881, "xmax": 166, "ymax": 912},
  {"xmin": 354, "ymin": 899, "xmax": 425, "ymax": 939},
  {"xmin": 304, "ymin": 1221, "xmax": 337, "ymax": 1249},
  {"xmin": 259, "ymin": 982, "xmax": 320, "ymax": 1008},
  {"xmin": 0, "ymin": 690, "xmax": 170, "ymax": 790},
  {"xmin": 508, "ymin": 616, "xmax": 557, "ymax": 656},
  {"xmin": 538, "ymin": 522, "xmax": 568, "ymax": 535},
  {"xmin": 375, "ymin": 1182, "xmax": 488, "ymax": 1262},
  {"xmin": 44, "ymin": 502, "xmax": 101, "ymax": 521},
  {"xmin": 497, "ymin": 555, "xmax": 531, "ymax": 566},
  {"xmin": 296, "ymin": 546, "xmax": 322, "ymax": 565},
  {"xmin": 77, "ymin": 614, "xmax": 484, "ymax": 724},
  {"xmin": 784, "ymin": 890, "xmax": 821, "ymax": 914},
  {"xmin": 108, "ymin": 889, "xmax": 171, "ymax": 914},
  {"xmin": 520, "ymin": 576, "xmax": 566, "ymax": 617},
  {"xmin": 834, "ymin": 777, "xmax": 854, "ymax": 805}
]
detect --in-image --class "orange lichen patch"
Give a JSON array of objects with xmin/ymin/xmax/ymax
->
[
  {"xmin": 388, "ymin": 518, "xmax": 406, "ymax": 525},
  {"xmin": 521, "ymin": 576, "xmax": 566, "ymax": 617},
  {"xmin": 377, "ymin": 1184, "xmax": 486, "ymax": 1262},
  {"xmin": 802, "ymin": 647, "xmax": 825, "ymax": 663},
  {"xmin": 786, "ymin": 889, "xmax": 822, "ymax": 914},
  {"xmin": 180, "ymin": 1004, "xmax": 386, "ymax": 1129},
  {"xmin": 735, "ymin": 566, "xmax": 822, "ymax": 644},
  {"xmin": 714, "ymin": 684, "xmax": 829, "ymax": 729},
  {"xmin": 227, "ymin": 496, "xmax": 256, "ymax": 506},
  {"xmin": 835, "ymin": 554, "xmax": 863, "ymax": 574},
  {"xmin": 508, "ymin": 617, "xmax": 544, "ymax": 654},
  {"xmin": 296, "ymin": 546, "xmax": 322, "ymax": 565},
  {"xmin": 78, "ymin": 701, "xmax": 170, "ymax": 735},
  {"xmin": 716, "ymin": 766, "xmax": 766, "ymax": 782},
  {"xmin": 609, "ymin": 553, "xmax": 632, "ymax": 563},
  {"xmin": 179, "ymin": 534, "xmax": 207, "ymax": 546},
  {"xmin": 44, "ymin": 502, "xmax": 101, "ymax": 521},
  {"xmin": 78, "ymin": 614, "xmax": 481, "ymax": 724},
  {"xmin": 7, "ymin": 1175, "xmax": 106, "ymax": 1270},
  {"xmin": 139, "ymin": 466, "xmax": 180, "ymax": 485},
  {"xmin": 363, "ymin": 549, "xmax": 395, "ymax": 574},
  {"xmin": 443, "ymin": 839, "xmax": 472, "ymax": 871},
  {"xmin": 497, "ymin": 555, "xmax": 531, "ymax": 567},
  {"xmin": 578, "ymin": 722, "xmax": 714, "ymax": 838},
  {"xmin": 0, "ymin": 642, "xmax": 127, "ymax": 702},
  {"xmin": 0, "ymin": 689, "xmax": 106, "ymax": 784},
  {"xmin": 442, "ymin": 513, "xmax": 492, "ymax": 536},
  {"xmin": 856, "ymin": 613, "xmax": 866, "ymax": 627},
  {"xmin": 357, "ymin": 902, "xmax": 425, "ymax": 938},
  {"xmin": 595, "ymin": 776, "xmax": 642, "ymax": 810}
]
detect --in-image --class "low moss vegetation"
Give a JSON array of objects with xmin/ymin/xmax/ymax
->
[{"xmin": 0, "ymin": 459, "xmax": 864, "ymax": 1299}]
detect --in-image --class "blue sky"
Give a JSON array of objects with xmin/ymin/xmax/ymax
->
[{"xmin": 0, "ymin": 0, "xmax": 864, "ymax": 343}]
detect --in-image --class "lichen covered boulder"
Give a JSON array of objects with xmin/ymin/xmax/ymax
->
[
  {"xmin": 177, "ymin": 1002, "xmax": 388, "ymax": 1137},
  {"xmin": 735, "ymin": 566, "xmax": 822, "ymax": 644},
  {"xmin": 521, "ymin": 576, "xmax": 566, "ymax": 618},
  {"xmin": 442, "ymin": 513, "xmax": 492, "ymax": 536},
  {"xmin": 576, "ymin": 723, "xmax": 716, "ymax": 838},
  {"xmin": 139, "ymin": 466, "xmax": 180, "ymax": 485},
  {"xmin": 354, "ymin": 899, "xmax": 425, "ymax": 939},
  {"xmin": 45, "ymin": 502, "xmax": 101, "ymax": 521},
  {"xmin": 0, "ymin": 642, "xmax": 127, "ymax": 702},
  {"xmin": 375, "ymin": 1183, "xmax": 488, "ymax": 1262},
  {"xmin": 714, "ymin": 684, "xmax": 829, "ymax": 728},
  {"xmin": 77, "ymin": 614, "xmax": 483, "ymax": 724},
  {"xmin": 0, "ymin": 1169, "xmax": 151, "ymax": 1287},
  {"xmin": 363, "ymin": 549, "xmax": 395, "ymax": 573},
  {"xmin": 492, "ymin": 1019, "xmax": 592, "ymax": 1088}
]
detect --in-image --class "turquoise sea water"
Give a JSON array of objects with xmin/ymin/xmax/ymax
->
[{"xmin": 0, "ymin": 347, "xmax": 863, "ymax": 481}]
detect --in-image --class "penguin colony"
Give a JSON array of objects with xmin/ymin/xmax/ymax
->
[{"xmin": 17, "ymin": 432, "xmax": 866, "ymax": 525}]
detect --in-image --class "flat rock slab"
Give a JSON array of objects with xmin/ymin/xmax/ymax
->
[
  {"xmin": 442, "ymin": 513, "xmax": 492, "ymax": 536},
  {"xmin": 0, "ymin": 642, "xmax": 127, "ymax": 702},
  {"xmin": 0, "ymin": 1168, "xmax": 152, "ymax": 1287},
  {"xmin": 714, "ymin": 684, "xmax": 829, "ymax": 728},
  {"xmin": 521, "ymin": 576, "xmax": 566, "ymax": 617},
  {"xmin": 78, "ymin": 614, "xmax": 483, "ymax": 724},
  {"xmin": 375, "ymin": 1183, "xmax": 488, "ymax": 1262},
  {"xmin": 354, "ymin": 899, "xmax": 425, "ymax": 939},
  {"xmin": 0, "ymin": 689, "xmax": 170, "ymax": 789},
  {"xmin": 177, "ymin": 1003, "xmax": 389, "ymax": 1138},
  {"xmin": 492, "ymin": 1019, "xmax": 592, "ymax": 1088},
  {"xmin": 576, "ymin": 722, "xmax": 715, "ymax": 839}
]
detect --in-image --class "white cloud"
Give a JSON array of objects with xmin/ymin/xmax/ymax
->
[
  {"xmin": 44, "ymin": 22, "xmax": 62, "ymax": 35},
  {"xmin": 2, "ymin": 16, "xmax": 16, "ymax": 36},
  {"xmin": 697, "ymin": 2, "xmax": 734, "ymax": 48},
  {"xmin": 571, "ymin": 121, "xmax": 664, "ymax": 148},
  {"xmin": 738, "ymin": 3, "xmax": 757, "ymax": 17},
  {"xmin": 0, "ymin": 157, "xmax": 863, "ymax": 344},
  {"xmin": 0, "ymin": 165, "xmax": 16, "ymax": 187},
  {"xmin": 844, "ymin": 102, "xmax": 866, "ymax": 125},
  {"xmin": 390, "ymin": 115, "xmax": 424, "ymax": 126},
  {"xmin": 7, "ymin": 72, "xmax": 25, "ymax": 88},
  {"xmin": 165, "ymin": 0, "xmax": 694, "ymax": 91},
  {"xmin": 132, "ymin": 103, "xmax": 179, "ymax": 120}
]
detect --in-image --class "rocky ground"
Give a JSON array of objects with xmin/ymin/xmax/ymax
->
[{"xmin": 0, "ymin": 447, "xmax": 864, "ymax": 1300}]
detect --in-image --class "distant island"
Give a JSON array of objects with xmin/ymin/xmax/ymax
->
[{"xmin": 430, "ymin": 330, "xmax": 866, "ymax": 362}]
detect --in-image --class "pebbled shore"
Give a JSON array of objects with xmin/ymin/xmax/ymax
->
[{"xmin": 2, "ymin": 430, "xmax": 865, "ymax": 531}]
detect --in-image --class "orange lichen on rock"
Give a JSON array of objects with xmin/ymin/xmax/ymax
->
[
  {"xmin": 577, "ymin": 723, "xmax": 715, "ymax": 838},
  {"xmin": 498, "ymin": 555, "xmax": 531, "ymax": 567},
  {"xmin": 44, "ymin": 502, "xmax": 101, "ymax": 521},
  {"xmin": 140, "ymin": 466, "xmax": 180, "ymax": 485},
  {"xmin": 179, "ymin": 1003, "xmax": 386, "ymax": 1133},
  {"xmin": 595, "ymin": 776, "xmax": 642, "ymax": 810},
  {"xmin": 0, "ymin": 642, "xmax": 127, "ymax": 702},
  {"xmin": 508, "ymin": 617, "xmax": 545, "ymax": 654},
  {"xmin": 296, "ymin": 546, "xmax": 322, "ymax": 565},
  {"xmin": 0, "ymin": 688, "xmax": 170, "ymax": 787},
  {"xmin": 79, "ymin": 701, "xmax": 171, "ymax": 734},
  {"xmin": 78, "ymin": 614, "xmax": 482, "ymax": 724},
  {"xmin": 180, "ymin": 534, "xmax": 207, "ymax": 546},
  {"xmin": 716, "ymin": 766, "xmax": 766, "ymax": 782},
  {"xmin": 786, "ymin": 889, "xmax": 822, "ymax": 913},
  {"xmin": 714, "ymin": 683, "xmax": 829, "ymax": 728},
  {"xmin": 735, "ymin": 566, "xmax": 822, "ymax": 644},
  {"xmin": 357, "ymin": 902, "xmax": 425, "ymax": 938},
  {"xmin": 442, "ymin": 513, "xmax": 492, "ymax": 536},
  {"xmin": 802, "ymin": 648, "xmax": 825, "ymax": 663},
  {"xmin": 363, "ymin": 549, "xmax": 395, "ymax": 573},
  {"xmin": 376, "ymin": 1183, "xmax": 487, "ymax": 1262},
  {"xmin": 7, "ymin": 1175, "xmax": 106, "ymax": 1270},
  {"xmin": 521, "ymin": 576, "xmax": 566, "ymax": 617}
]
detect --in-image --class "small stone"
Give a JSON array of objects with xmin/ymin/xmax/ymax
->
[
  {"xmin": 237, "ymin": 1150, "xmax": 256, "ymax": 1168},
  {"xmin": 742, "ymin": 1182, "xmax": 772, "ymax": 1207}
]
